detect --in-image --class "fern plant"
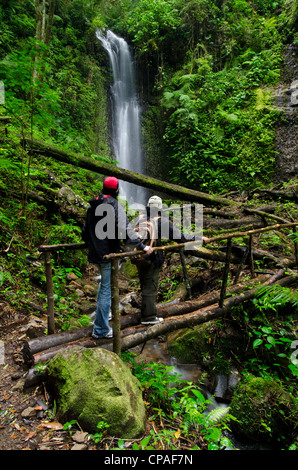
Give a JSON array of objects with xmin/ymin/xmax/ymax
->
[{"xmin": 253, "ymin": 284, "xmax": 298, "ymax": 314}]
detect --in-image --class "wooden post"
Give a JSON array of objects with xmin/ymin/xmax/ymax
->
[
  {"xmin": 248, "ymin": 234, "xmax": 255, "ymax": 278},
  {"xmin": 293, "ymin": 226, "xmax": 298, "ymax": 268},
  {"xmin": 44, "ymin": 252, "xmax": 55, "ymax": 335},
  {"xmin": 111, "ymin": 259, "xmax": 121, "ymax": 356},
  {"xmin": 179, "ymin": 247, "xmax": 192, "ymax": 300},
  {"xmin": 219, "ymin": 238, "xmax": 232, "ymax": 308},
  {"xmin": 233, "ymin": 245, "xmax": 249, "ymax": 284}
]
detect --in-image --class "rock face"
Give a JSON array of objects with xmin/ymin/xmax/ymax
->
[
  {"xmin": 274, "ymin": 45, "xmax": 298, "ymax": 183},
  {"xmin": 46, "ymin": 346, "xmax": 146, "ymax": 438}
]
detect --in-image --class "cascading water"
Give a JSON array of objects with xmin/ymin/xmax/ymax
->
[{"xmin": 96, "ymin": 29, "xmax": 147, "ymax": 207}]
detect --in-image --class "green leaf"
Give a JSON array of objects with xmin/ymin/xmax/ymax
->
[
  {"xmin": 191, "ymin": 389, "xmax": 206, "ymax": 403},
  {"xmin": 267, "ymin": 336, "xmax": 276, "ymax": 346}
]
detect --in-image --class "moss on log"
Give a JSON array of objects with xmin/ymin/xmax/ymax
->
[{"xmin": 23, "ymin": 137, "xmax": 234, "ymax": 207}]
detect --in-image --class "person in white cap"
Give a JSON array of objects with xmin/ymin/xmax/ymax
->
[
  {"xmin": 147, "ymin": 195, "xmax": 163, "ymax": 209},
  {"xmin": 133, "ymin": 195, "xmax": 193, "ymax": 325}
]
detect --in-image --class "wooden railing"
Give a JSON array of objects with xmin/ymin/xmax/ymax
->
[{"xmin": 38, "ymin": 222, "xmax": 298, "ymax": 356}]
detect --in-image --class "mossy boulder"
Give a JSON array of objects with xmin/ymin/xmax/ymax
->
[
  {"xmin": 167, "ymin": 321, "xmax": 247, "ymax": 367},
  {"xmin": 230, "ymin": 377, "xmax": 298, "ymax": 446},
  {"xmin": 167, "ymin": 325, "xmax": 211, "ymax": 363},
  {"xmin": 46, "ymin": 347, "xmax": 146, "ymax": 438}
]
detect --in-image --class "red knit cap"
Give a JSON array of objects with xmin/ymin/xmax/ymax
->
[{"xmin": 103, "ymin": 176, "xmax": 119, "ymax": 189}]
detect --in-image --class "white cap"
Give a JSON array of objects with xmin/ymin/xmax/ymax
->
[{"xmin": 147, "ymin": 195, "xmax": 162, "ymax": 209}]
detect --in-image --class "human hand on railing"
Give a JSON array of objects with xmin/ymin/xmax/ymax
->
[{"xmin": 143, "ymin": 246, "xmax": 153, "ymax": 255}]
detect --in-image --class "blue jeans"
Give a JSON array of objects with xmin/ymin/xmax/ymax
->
[{"xmin": 92, "ymin": 262, "xmax": 111, "ymax": 337}]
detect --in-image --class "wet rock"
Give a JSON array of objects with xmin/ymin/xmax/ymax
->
[
  {"xmin": 21, "ymin": 406, "xmax": 36, "ymax": 418},
  {"xmin": 26, "ymin": 317, "xmax": 46, "ymax": 338},
  {"xmin": 230, "ymin": 377, "xmax": 298, "ymax": 446},
  {"xmin": 67, "ymin": 272, "xmax": 79, "ymax": 281},
  {"xmin": 72, "ymin": 431, "xmax": 89, "ymax": 444},
  {"xmin": 82, "ymin": 284, "xmax": 97, "ymax": 296},
  {"xmin": 71, "ymin": 443, "xmax": 88, "ymax": 450},
  {"xmin": 75, "ymin": 289, "xmax": 85, "ymax": 297}
]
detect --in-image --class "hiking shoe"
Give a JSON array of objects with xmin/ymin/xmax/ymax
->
[
  {"xmin": 91, "ymin": 332, "xmax": 100, "ymax": 339},
  {"xmin": 91, "ymin": 328, "xmax": 113, "ymax": 339},
  {"xmin": 104, "ymin": 328, "xmax": 113, "ymax": 338},
  {"xmin": 141, "ymin": 317, "xmax": 164, "ymax": 325}
]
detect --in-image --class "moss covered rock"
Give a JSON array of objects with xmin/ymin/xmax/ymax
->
[
  {"xmin": 230, "ymin": 376, "xmax": 298, "ymax": 446},
  {"xmin": 46, "ymin": 347, "xmax": 146, "ymax": 438},
  {"xmin": 167, "ymin": 325, "xmax": 211, "ymax": 363}
]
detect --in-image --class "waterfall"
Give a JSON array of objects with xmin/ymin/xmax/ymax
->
[{"xmin": 96, "ymin": 29, "xmax": 147, "ymax": 207}]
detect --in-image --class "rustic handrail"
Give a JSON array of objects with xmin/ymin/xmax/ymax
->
[{"xmin": 38, "ymin": 221, "xmax": 298, "ymax": 352}]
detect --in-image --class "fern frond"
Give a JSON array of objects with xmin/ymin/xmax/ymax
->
[{"xmin": 255, "ymin": 284, "xmax": 298, "ymax": 310}]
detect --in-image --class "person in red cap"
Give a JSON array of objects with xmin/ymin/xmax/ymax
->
[{"xmin": 82, "ymin": 176, "xmax": 152, "ymax": 339}]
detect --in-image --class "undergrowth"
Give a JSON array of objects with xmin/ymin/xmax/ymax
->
[{"xmin": 119, "ymin": 353, "xmax": 236, "ymax": 450}]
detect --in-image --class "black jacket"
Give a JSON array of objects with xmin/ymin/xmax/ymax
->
[{"xmin": 82, "ymin": 194, "xmax": 145, "ymax": 264}]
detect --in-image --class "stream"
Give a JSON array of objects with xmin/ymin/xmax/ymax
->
[{"xmin": 131, "ymin": 338, "xmax": 272, "ymax": 450}]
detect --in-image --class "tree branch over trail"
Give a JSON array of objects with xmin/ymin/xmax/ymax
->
[{"xmin": 23, "ymin": 137, "xmax": 234, "ymax": 207}]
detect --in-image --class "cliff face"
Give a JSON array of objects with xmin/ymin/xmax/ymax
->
[{"xmin": 274, "ymin": 45, "xmax": 298, "ymax": 183}]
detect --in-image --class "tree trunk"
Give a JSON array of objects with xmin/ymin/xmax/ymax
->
[
  {"xmin": 33, "ymin": 0, "xmax": 55, "ymax": 82},
  {"xmin": 23, "ymin": 137, "xmax": 234, "ymax": 207}
]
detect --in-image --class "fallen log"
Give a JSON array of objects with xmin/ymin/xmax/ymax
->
[
  {"xmin": 23, "ymin": 273, "xmax": 270, "ymax": 363},
  {"xmin": 30, "ymin": 324, "xmax": 148, "ymax": 366},
  {"xmin": 23, "ymin": 137, "xmax": 234, "ymax": 207},
  {"xmin": 228, "ymin": 245, "xmax": 294, "ymax": 268},
  {"xmin": 23, "ymin": 312, "xmax": 141, "ymax": 363},
  {"xmin": 119, "ymin": 272, "xmax": 297, "ymax": 352},
  {"xmin": 242, "ymin": 207, "xmax": 292, "ymax": 225},
  {"xmin": 204, "ymin": 216, "xmax": 265, "ymax": 231},
  {"xmin": 158, "ymin": 273, "xmax": 272, "ymax": 317},
  {"xmin": 250, "ymin": 188, "xmax": 298, "ymax": 203},
  {"xmin": 24, "ymin": 272, "xmax": 297, "ymax": 366}
]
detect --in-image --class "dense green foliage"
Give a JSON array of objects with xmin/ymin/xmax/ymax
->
[
  {"xmin": 100, "ymin": 0, "xmax": 296, "ymax": 192},
  {"xmin": 121, "ymin": 353, "xmax": 234, "ymax": 450},
  {"xmin": 230, "ymin": 376, "xmax": 298, "ymax": 446},
  {"xmin": 1, "ymin": 0, "xmax": 297, "ymax": 192},
  {"xmin": 0, "ymin": 0, "xmax": 110, "ymax": 155},
  {"xmin": 0, "ymin": 0, "xmax": 297, "ymax": 450}
]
